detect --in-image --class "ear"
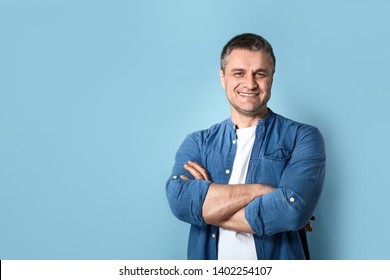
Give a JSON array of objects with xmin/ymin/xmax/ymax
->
[{"xmin": 219, "ymin": 69, "xmax": 226, "ymax": 90}]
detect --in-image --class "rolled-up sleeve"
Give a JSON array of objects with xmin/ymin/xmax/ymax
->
[
  {"xmin": 166, "ymin": 133, "xmax": 212, "ymax": 226},
  {"xmin": 245, "ymin": 126, "xmax": 326, "ymax": 236}
]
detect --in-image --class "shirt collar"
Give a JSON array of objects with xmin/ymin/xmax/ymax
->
[{"xmin": 228, "ymin": 108, "xmax": 275, "ymax": 131}]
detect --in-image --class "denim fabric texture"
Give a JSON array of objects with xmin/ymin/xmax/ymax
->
[{"xmin": 166, "ymin": 109, "xmax": 326, "ymax": 260}]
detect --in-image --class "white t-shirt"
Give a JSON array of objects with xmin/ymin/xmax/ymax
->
[{"xmin": 218, "ymin": 125, "xmax": 257, "ymax": 260}]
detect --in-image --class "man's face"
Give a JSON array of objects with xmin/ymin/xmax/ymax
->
[{"xmin": 220, "ymin": 49, "xmax": 274, "ymax": 120}]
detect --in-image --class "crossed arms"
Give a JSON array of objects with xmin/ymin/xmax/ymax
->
[
  {"xmin": 181, "ymin": 161, "xmax": 275, "ymax": 233},
  {"xmin": 166, "ymin": 125, "xmax": 325, "ymax": 236}
]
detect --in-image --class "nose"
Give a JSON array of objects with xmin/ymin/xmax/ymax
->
[{"xmin": 243, "ymin": 74, "xmax": 258, "ymax": 90}]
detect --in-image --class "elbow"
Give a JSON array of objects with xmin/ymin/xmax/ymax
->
[
  {"xmin": 168, "ymin": 201, "xmax": 186, "ymax": 221},
  {"xmin": 166, "ymin": 191, "xmax": 189, "ymax": 222},
  {"xmin": 168, "ymin": 198, "xmax": 204, "ymax": 226},
  {"xmin": 287, "ymin": 210, "xmax": 310, "ymax": 231},
  {"xmin": 165, "ymin": 178, "xmax": 209, "ymax": 226},
  {"xmin": 166, "ymin": 181, "xmax": 186, "ymax": 221},
  {"xmin": 284, "ymin": 199, "xmax": 316, "ymax": 231}
]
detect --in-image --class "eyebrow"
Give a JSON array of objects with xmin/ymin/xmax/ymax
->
[{"xmin": 230, "ymin": 68, "xmax": 269, "ymax": 73}]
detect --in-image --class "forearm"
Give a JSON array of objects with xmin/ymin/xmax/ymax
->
[
  {"xmin": 215, "ymin": 208, "xmax": 254, "ymax": 233},
  {"xmin": 202, "ymin": 183, "xmax": 275, "ymax": 224}
]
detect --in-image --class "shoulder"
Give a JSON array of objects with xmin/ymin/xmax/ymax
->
[
  {"xmin": 186, "ymin": 118, "xmax": 231, "ymax": 143},
  {"xmin": 270, "ymin": 111, "xmax": 325, "ymax": 151},
  {"xmin": 272, "ymin": 111, "xmax": 323, "ymax": 138}
]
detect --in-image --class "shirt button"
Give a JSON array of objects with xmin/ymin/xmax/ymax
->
[
  {"xmin": 173, "ymin": 175, "xmax": 178, "ymax": 179},
  {"xmin": 289, "ymin": 197, "xmax": 295, "ymax": 203},
  {"xmin": 225, "ymin": 169, "xmax": 230, "ymax": 174},
  {"xmin": 232, "ymin": 139, "xmax": 237, "ymax": 144},
  {"xmin": 212, "ymin": 233, "xmax": 216, "ymax": 238}
]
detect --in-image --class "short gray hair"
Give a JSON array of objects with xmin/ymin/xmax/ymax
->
[{"xmin": 220, "ymin": 33, "xmax": 276, "ymax": 73}]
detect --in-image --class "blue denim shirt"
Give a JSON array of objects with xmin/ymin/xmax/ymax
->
[{"xmin": 166, "ymin": 110, "xmax": 326, "ymax": 260}]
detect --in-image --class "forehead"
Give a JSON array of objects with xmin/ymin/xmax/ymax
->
[{"xmin": 225, "ymin": 49, "xmax": 274, "ymax": 70}]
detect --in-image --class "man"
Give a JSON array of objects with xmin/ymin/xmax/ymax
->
[{"xmin": 166, "ymin": 33, "xmax": 326, "ymax": 260}]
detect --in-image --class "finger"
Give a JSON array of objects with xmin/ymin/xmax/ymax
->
[
  {"xmin": 305, "ymin": 222, "xmax": 313, "ymax": 232},
  {"xmin": 180, "ymin": 175, "xmax": 190, "ymax": 180},
  {"xmin": 187, "ymin": 161, "xmax": 210, "ymax": 181},
  {"xmin": 184, "ymin": 163, "xmax": 205, "ymax": 180}
]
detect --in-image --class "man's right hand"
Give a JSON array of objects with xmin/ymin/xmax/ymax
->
[{"xmin": 180, "ymin": 160, "xmax": 210, "ymax": 181}]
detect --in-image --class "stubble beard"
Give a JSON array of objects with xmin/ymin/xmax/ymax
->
[{"xmin": 229, "ymin": 101, "xmax": 268, "ymax": 119}]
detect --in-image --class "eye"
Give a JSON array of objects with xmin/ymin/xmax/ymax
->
[
  {"xmin": 255, "ymin": 72, "xmax": 266, "ymax": 78},
  {"xmin": 233, "ymin": 72, "xmax": 244, "ymax": 77}
]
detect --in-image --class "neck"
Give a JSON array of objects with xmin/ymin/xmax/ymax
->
[{"xmin": 231, "ymin": 109, "xmax": 269, "ymax": 129}]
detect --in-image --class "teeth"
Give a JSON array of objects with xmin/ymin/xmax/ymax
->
[{"xmin": 239, "ymin": 93, "xmax": 258, "ymax": 97}]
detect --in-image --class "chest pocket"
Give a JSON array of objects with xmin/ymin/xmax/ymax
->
[
  {"xmin": 264, "ymin": 146, "xmax": 291, "ymax": 161},
  {"xmin": 256, "ymin": 146, "xmax": 292, "ymax": 186}
]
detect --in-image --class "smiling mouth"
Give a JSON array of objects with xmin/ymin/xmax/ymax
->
[{"xmin": 238, "ymin": 92, "xmax": 259, "ymax": 97}]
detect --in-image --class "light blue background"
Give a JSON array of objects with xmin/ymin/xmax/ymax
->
[{"xmin": 1, "ymin": 0, "xmax": 389, "ymax": 259}]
